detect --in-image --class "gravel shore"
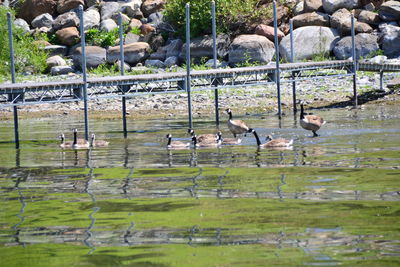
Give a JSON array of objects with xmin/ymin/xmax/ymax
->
[{"xmin": 1, "ymin": 71, "xmax": 399, "ymax": 121}]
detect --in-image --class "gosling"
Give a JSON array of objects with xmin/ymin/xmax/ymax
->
[{"xmin": 90, "ymin": 133, "xmax": 109, "ymax": 147}]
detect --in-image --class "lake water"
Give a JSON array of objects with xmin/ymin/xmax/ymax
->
[{"xmin": 1, "ymin": 104, "xmax": 400, "ymax": 266}]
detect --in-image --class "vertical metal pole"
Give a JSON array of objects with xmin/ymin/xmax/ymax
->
[
  {"xmin": 379, "ymin": 70, "xmax": 384, "ymax": 91},
  {"xmin": 186, "ymin": 3, "xmax": 193, "ymax": 128},
  {"xmin": 273, "ymin": 0, "xmax": 282, "ymax": 118},
  {"xmin": 290, "ymin": 19, "xmax": 297, "ymax": 114},
  {"xmin": 119, "ymin": 13, "xmax": 128, "ymax": 138},
  {"xmin": 212, "ymin": 0, "xmax": 219, "ymax": 126},
  {"xmin": 7, "ymin": 12, "xmax": 19, "ymax": 149},
  {"xmin": 351, "ymin": 14, "xmax": 358, "ymax": 107},
  {"xmin": 79, "ymin": 5, "xmax": 89, "ymax": 140}
]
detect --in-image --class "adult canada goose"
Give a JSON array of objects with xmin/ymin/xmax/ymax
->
[
  {"xmin": 59, "ymin": 133, "xmax": 73, "ymax": 148},
  {"xmin": 216, "ymin": 131, "xmax": 242, "ymax": 145},
  {"xmin": 300, "ymin": 101, "xmax": 326, "ymax": 137},
  {"xmin": 192, "ymin": 134, "xmax": 221, "ymax": 148},
  {"xmin": 248, "ymin": 129, "xmax": 293, "ymax": 148},
  {"xmin": 72, "ymin": 128, "xmax": 90, "ymax": 149},
  {"xmin": 90, "ymin": 133, "xmax": 109, "ymax": 147},
  {"xmin": 226, "ymin": 108, "xmax": 249, "ymax": 138},
  {"xmin": 166, "ymin": 133, "xmax": 191, "ymax": 149},
  {"xmin": 187, "ymin": 129, "xmax": 215, "ymax": 142}
]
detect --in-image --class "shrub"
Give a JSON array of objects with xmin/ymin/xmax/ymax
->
[
  {"xmin": 164, "ymin": 0, "xmax": 272, "ymax": 39},
  {"xmin": 0, "ymin": 7, "xmax": 48, "ymax": 78},
  {"xmin": 85, "ymin": 28, "xmax": 120, "ymax": 47}
]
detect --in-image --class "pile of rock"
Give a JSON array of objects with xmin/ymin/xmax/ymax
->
[{"xmin": 5, "ymin": 0, "xmax": 400, "ymax": 76}]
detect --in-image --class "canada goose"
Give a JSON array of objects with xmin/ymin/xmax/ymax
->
[
  {"xmin": 192, "ymin": 134, "xmax": 221, "ymax": 148},
  {"xmin": 226, "ymin": 108, "xmax": 249, "ymax": 138},
  {"xmin": 216, "ymin": 131, "xmax": 242, "ymax": 145},
  {"xmin": 300, "ymin": 102, "xmax": 326, "ymax": 137},
  {"xmin": 72, "ymin": 129, "xmax": 90, "ymax": 149},
  {"xmin": 59, "ymin": 133, "xmax": 73, "ymax": 148},
  {"xmin": 187, "ymin": 128, "xmax": 215, "ymax": 142},
  {"xmin": 248, "ymin": 128, "xmax": 293, "ymax": 148},
  {"xmin": 90, "ymin": 133, "xmax": 109, "ymax": 147},
  {"xmin": 166, "ymin": 133, "xmax": 191, "ymax": 149}
]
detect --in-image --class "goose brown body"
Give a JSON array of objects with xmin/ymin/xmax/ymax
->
[
  {"xmin": 91, "ymin": 133, "xmax": 109, "ymax": 147},
  {"xmin": 226, "ymin": 108, "xmax": 249, "ymax": 137},
  {"xmin": 72, "ymin": 129, "xmax": 90, "ymax": 149},
  {"xmin": 187, "ymin": 129, "xmax": 215, "ymax": 142},
  {"xmin": 59, "ymin": 133, "xmax": 73, "ymax": 148},
  {"xmin": 249, "ymin": 129, "xmax": 293, "ymax": 148},
  {"xmin": 300, "ymin": 102, "xmax": 325, "ymax": 137},
  {"xmin": 192, "ymin": 134, "xmax": 221, "ymax": 147},
  {"xmin": 216, "ymin": 131, "xmax": 242, "ymax": 145},
  {"xmin": 166, "ymin": 134, "xmax": 190, "ymax": 149}
]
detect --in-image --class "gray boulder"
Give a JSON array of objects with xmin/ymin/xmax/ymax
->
[
  {"xmin": 380, "ymin": 24, "xmax": 400, "ymax": 58},
  {"xmin": 31, "ymin": 13, "xmax": 54, "ymax": 29},
  {"xmin": 228, "ymin": 34, "xmax": 275, "ymax": 65},
  {"xmin": 124, "ymin": 32, "xmax": 141, "ymax": 44},
  {"xmin": 44, "ymin": 45, "xmax": 69, "ymax": 56},
  {"xmin": 46, "ymin": 55, "xmax": 66, "ymax": 68},
  {"xmin": 322, "ymin": 0, "xmax": 359, "ymax": 14},
  {"xmin": 293, "ymin": 1, "xmax": 304, "ymax": 16},
  {"xmin": 379, "ymin": 1, "xmax": 400, "ymax": 21},
  {"xmin": 181, "ymin": 34, "xmax": 230, "ymax": 60},
  {"xmin": 83, "ymin": 8, "xmax": 100, "ymax": 31},
  {"xmin": 107, "ymin": 42, "xmax": 150, "ymax": 65},
  {"xmin": 165, "ymin": 39, "xmax": 183, "ymax": 58},
  {"xmin": 145, "ymin": 59, "xmax": 165, "ymax": 68},
  {"xmin": 101, "ymin": 2, "xmax": 120, "ymax": 20},
  {"xmin": 147, "ymin": 12, "xmax": 163, "ymax": 27},
  {"xmin": 120, "ymin": 0, "xmax": 142, "ymax": 17},
  {"xmin": 115, "ymin": 60, "xmax": 131, "ymax": 72},
  {"xmin": 164, "ymin": 56, "xmax": 179, "ymax": 67},
  {"xmin": 292, "ymin": 12, "xmax": 330, "ymax": 28},
  {"xmin": 330, "ymin": 8, "xmax": 351, "ymax": 35},
  {"xmin": 14, "ymin": 18, "xmax": 30, "ymax": 32},
  {"xmin": 279, "ymin": 26, "xmax": 339, "ymax": 61},
  {"xmin": 53, "ymin": 11, "xmax": 79, "ymax": 31},
  {"xmin": 304, "ymin": 0, "xmax": 323, "ymax": 12},
  {"xmin": 72, "ymin": 46, "xmax": 107, "ymax": 69},
  {"xmin": 51, "ymin": 66, "xmax": 75, "ymax": 75},
  {"xmin": 100, "ymin": 19, "xmax": 118, "ymax": 32},
  {"xmin": 333, "ymin": 33, "xmax": 379, "ymax": 59},
  {"xmin": 358, "ymin": 10, "xmax": 381, "ymax": 26}
]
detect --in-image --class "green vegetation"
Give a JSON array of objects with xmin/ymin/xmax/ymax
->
[
  {"xmin": 164, "ymin": 0, "xmax": 273, "ymax": 38},
  {"xmin": 0, "ymin": 7, "xmax": 48, "ymax": 79},
  {"xmin": 85, "ymin": 28, "xmax": 120, "ymax": 47}
]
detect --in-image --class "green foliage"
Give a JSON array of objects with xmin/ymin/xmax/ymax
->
[
  {"xmin": 85, "ymin": 28, "xmax": 120, "ymax": 47},
  {"xmin": 0, "ymin": 7, "xmax": 48, "ymax": 78},
  {"xmin": 130, "ymin": 26, "xmax": 141, "ymax": 35},
  {"xmin": 164, "ymin": 0, "xmax": 272, "ymax": 38},
  {"xmin": 363, "ymin": 49, "xmax": 385, "ymax": 59},
  {"xmin": 88, "ymin": 63, "xmax": 119, "ymax": 76}
]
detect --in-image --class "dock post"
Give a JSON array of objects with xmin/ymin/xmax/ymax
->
[
  {"xmin": 79, "ymin": 5, "xmax": 89, "ymax": 140},
  {"xmin": 119, "ymin": 13, "xmax": 128, "ymax": 138},
  {"xmin": 212, "ymin": 0, "xmax": 219, "ymax": 126},
  {"xmin": 186, "ymin": 3, "xmax": 193, "ymax": 128},
  {"xmin": 351, "ymin": 14, "xmax": 358, "ymax": 107},
  {"xmin": 289, "ymin": 19, "xmax": 297, "ymax": 114},
  {"xmin": 273, "ymin": 0, "xmax": 282, "ymax": 119},
  {"xmin": 379, "ymin": 70, "xmax": 384, "ymax": 91},
  {"xmin": 7, "ymin": 12, "xmax": 19, "ymax": 149}
]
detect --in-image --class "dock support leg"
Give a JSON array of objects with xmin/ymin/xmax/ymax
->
[
  {"xmin": 289, "ymin": 19, "xmax": 297, "ymax": 114},
  {"xmin": 118, "ymin": 13, "xmax": 127, "ymax": 138},
  {"xmin": 186, "ymin": 3, "xmax": 193, "ymax": 128},
  {"xmin": 351, "ymin": 15, "xmax": 358, "ymax": 107},
  {"xmin": 380, "ymin": 71, "xmax": 384, "ymax": 91},
  {"xmin": 122, "ymin": 96, "xmax": 127, "ymax": 138},
  {"xmin": 292, "ymin": 72, "xmax": 297, "ymax": 114},
  {"xmin": 273, "ymin": 0, "xmax": 282, "ymax": 119},
  {"xmin": 214, "ymin": 88, "xmax": 219, "ymax": 126},
  {"xmin": 79, "ymin": 5, "xmax": 89, "ymax": 140},
  {"xmin": 212, "ymin": 1, "xmax": 219, "ymax": 127},
  {"xmin": 13, "ymin": 106, "xmax": 20, "ymax": 149}
]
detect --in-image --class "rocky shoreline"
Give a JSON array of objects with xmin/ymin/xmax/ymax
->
[{"xmin": 1, "ymin": 71, "xmax": 399, "ymax": 121}]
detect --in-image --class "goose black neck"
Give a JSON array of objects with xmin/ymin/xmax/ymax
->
[
  {"xmin": 192, "ymin": 136, "xmax": 197, "ymax": 146},
  {"xmin": 61, "ymin": 135, "xmax": 65, "ymax": 143},
  {"xmin": 300, "ymin": 104, "xmax": 305, "ymax": 120},
  {"xmin": 167, "ymin": 136, "xmax": 172, "ymax": 146},
  {"xmin": 73, "ymin": 131, "xmax": 77, "ymax": 145},
  {"xmin": 227, "ymin": 110, "xmax": 232, "ymax": 120},
  {"xmin": 252, "ymin": 130, "xmax": 261, "ymax": 146}
]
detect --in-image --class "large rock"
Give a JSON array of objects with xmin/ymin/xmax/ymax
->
[
  {"xmin": 18, "ymin": 0, "xmax": 57, "ymax": 24},
  {"xmin": 378, "ymin": 1, "xmax": 400, "ymax": 21},
  {"xmin": 57, "ymin": 0, "xmax": 84, "ymax": 14},
  {"xmin": 255, "ymin": 24, "xmax": 285, "ymax": 42},
  {"xmin": 145, "ymin": 59, "xmax": 165, "ymax": 68},
  {"xmin": 279, "ymin": 26, "xmax": 339, "ymax": 61},
  {"xmin": 358, "ymin": 10, "xmax": 381, "ymax": 25},
  {"xmin": 55, "ymin": 26, "xmax": 79, "ymax": 46},
  {"xmin": 51, "ymin": 66, "xmax": 75, "ymax": 75},
  {"xmin": 333, "ymin": 33, "xmax": 379, "ymax": 59},
  {"xmin": 124, "ymin": 32, "xmax": 140, "ymax": 44},
  {"xmin": 128, "ymin": 18, "xmax": 142, "ymax": 31},
  {"xmin": 141, "ymin": 0, "xmax": 165, "ymax": 17},
  {"xmin": 72, "ymin": 46, "xmax": 106, "ymax": 69},
  {"xmin": 52, "ymin": 11, "xmax": 79, "ymax": 31},
  {"xmin": 46, "ymin": 55, "xmax": 66, "ymax": 68},
  {"xmin": 293, "ymin": 1, "xmax": 304, "ymax": 16},
  {"xmin": 100, "ymin": 19, "xmax": 118, "ymax": 32},
  {"xmin": 14, "ymin": 18, "xmax": 30, "ymax": 32},
  {"xmin": 164, "ymin": 56, "xmax": 179, "ymax": 67},
  {"xmin": 181, "ymin": 34, "xmax": 230, "ymax": 60},
  {"xmin": 44, "ymin": 45, "xmax": 69, "ymax": 56},
  {"xmin": 31, "ymin": 13, "xmax": 54, "ymax": 29},
  {"xmin": 322, "ymin": 0, "xmax": 359, "ymax": 14},
  {"xmin": 292, "ymin": 12, "xmax": 330, "ymax": 28},
  {"xmin": 107, "ymin": 42, "xmax": 150, "ymax": 65},
  {"xmin": 100, "ymin": 2, "xmax": 120, "ymax": 20},
  {"xmin": 228, "ymin": 34, "xmax": 275, "ymax": 65},
  {"xmin": 120, "ymin": 0, "xmax": 142, "ymax": 17},
  {"xmin": 165, "ymin": 39, "xmax": 183, "ymax": 58},
  {"xmin": 330, "ymin": 8, "xmax": 351, "ymax": 35},
  {"xmin": 83, "ymin": 8, "xmax": 100, "ymax": 30},
  {"xmin": 304, "ymin": 0, "xmax": 323, "ymax": 12},
  {"xmin": 355, "ymin": 22, "xmax": 373, "ymax": 33},
  {"xmin": 380, "ymin": 24, "xmax": 400, "ymax": 58}
]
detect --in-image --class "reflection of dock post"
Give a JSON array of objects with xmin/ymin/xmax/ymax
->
[
  {"xmin": 79, "ymin": 5, "xmax": 90, "ymax": 141},
  {"xmin": 7, "ymin": 12, "xmax": 20, "ymax": 149},
  {"xmin": 273, "ymin": 0, "xmax": 282, "ymax": 119}
]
